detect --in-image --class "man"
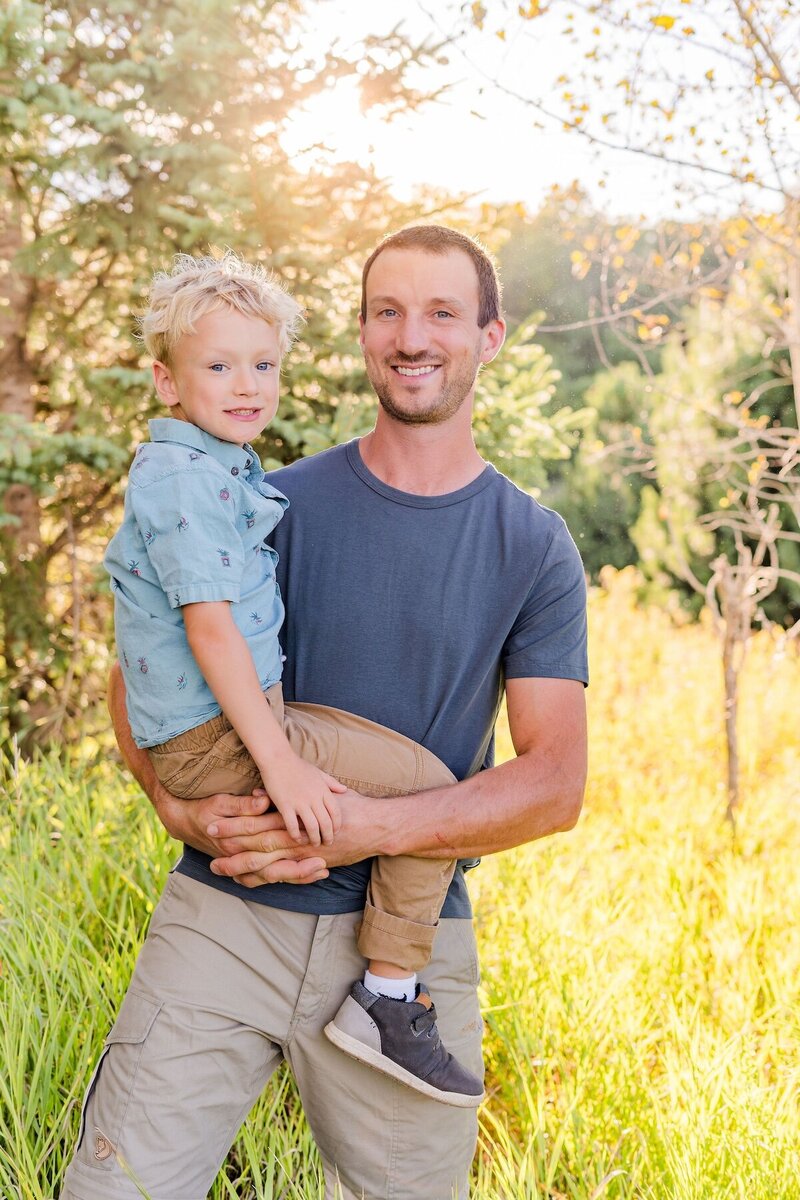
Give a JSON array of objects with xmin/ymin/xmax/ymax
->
[{"xmin": 61, "ymin": 225, "xmax": 588, "ymax": 1200}]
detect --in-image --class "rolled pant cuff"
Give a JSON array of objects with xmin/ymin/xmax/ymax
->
[{"xmin": 357, "ymin": 901, "xmax": 437, "ymax": 973}]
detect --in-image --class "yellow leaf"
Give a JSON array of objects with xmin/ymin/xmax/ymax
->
[
  {"xmin": 496, "ymin": 28, "xmax": 506, "ymax": 39},
  {"xmin": 723, "ymin": 391, "xmax": 744, "ymax": 405},
  {"xmin": 612, "ymin": 254, "xmax": 625, "ymax": 268},
  {"xmin": 471, "ymin": 1, "xmax": 487, "ymax": 28},
  {"xmin": 651, "ymin": 15, "xmax": 677, "ymax": 29},
  {"xmin": 682, "ymin": 25, "xmax": 696, "ymax": 34},
  {"xmin": 705, "ymin": 69, "xmax": 715, "ymax": 81}
]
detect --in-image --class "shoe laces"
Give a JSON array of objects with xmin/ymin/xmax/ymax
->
[{"xmin": 412, "ymin": 1005, "xmax": 441, "ymax": 1045}]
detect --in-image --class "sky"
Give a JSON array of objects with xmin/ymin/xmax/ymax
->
[
  {"xmin": 277, "ymin": 0, "xmax": 755, "ymax": 222},
  {"xmin": 279, "ymin": 0, "xmax": 797, "ymax": 223}
]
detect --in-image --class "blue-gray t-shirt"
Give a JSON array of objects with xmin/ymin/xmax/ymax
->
[{"xmin": 178, "ymin": 440, "xmax": 588, "ymax": 917}]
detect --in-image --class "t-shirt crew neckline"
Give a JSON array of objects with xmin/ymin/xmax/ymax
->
[{"xmin": 346, "ymin": 439, "xmax": 497, "ymax": 509}]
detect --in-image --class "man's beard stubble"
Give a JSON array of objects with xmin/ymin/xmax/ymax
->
[{"xmin": 368, "ymin": 351, "xmax": 482, "ymax": 427}]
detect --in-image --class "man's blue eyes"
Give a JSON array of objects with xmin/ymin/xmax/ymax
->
[{"xmin": 378, "ymin": 310, "xmax": 453, "ymax": 319}]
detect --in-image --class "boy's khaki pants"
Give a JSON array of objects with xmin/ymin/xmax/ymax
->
[{"xmin": 148, "ymin": 684, "xmax": 456, "ymax": 971}]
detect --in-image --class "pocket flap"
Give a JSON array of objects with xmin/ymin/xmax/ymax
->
[{"xmin": 104, "ymin": 990, "xmax": 163, "ymax": 1047}]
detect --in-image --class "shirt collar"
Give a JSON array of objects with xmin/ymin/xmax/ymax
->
[{"xmin": 148, "ymin": 417, "xmax": 262, "ymax": 476}]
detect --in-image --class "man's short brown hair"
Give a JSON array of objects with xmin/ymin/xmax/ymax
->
[{"xmin": 360, "ymin": 226, "xmax": 502, "ymax": 328}]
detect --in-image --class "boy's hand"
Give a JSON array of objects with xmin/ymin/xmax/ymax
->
[{"xmin": 262, "ymin": 754, "xmax": 346, "ymax": 846}]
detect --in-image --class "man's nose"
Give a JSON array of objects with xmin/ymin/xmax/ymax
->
[{"xmin": 394, "ymin": 315, "xmax": 428, "ymax": 356}]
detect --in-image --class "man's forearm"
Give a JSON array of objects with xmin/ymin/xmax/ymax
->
[
  {"xmin": 108, "ymin": 661, "xmax": 166, "ymax": 806},
  {"xmin": 207, "ymin": 677, "xmax": 588, "ymax": 884},
  {"xmin": 356, "ymin": 744, "xmax": 585, "ymax": 863}
]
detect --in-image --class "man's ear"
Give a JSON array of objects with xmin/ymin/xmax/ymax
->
[
  {"xmin": 152, "ymin": 361, "xmax": 180, "ymax": 408},
  {"xmin": 479, "ymin": 318, "xmax": 506, "ymax": 366},
  {"xmin": 358, "ymin": 313, "xmax": 366, "ymax": 353}
]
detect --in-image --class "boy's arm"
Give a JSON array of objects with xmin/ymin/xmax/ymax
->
[
  {"xmin": 207, "ymin": 676, "xmax": 587, "ymax": 887},
  {"xmin": 107, "ymin": 661, "xmax": 330, "ymax": 882},
  {"xmin": 182, "ymin": 601, "xmax": 344, "ymax": 845}
]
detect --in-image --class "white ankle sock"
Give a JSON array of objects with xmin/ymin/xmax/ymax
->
[{"xmin": 364, "ymin": 970, "xmax": 417, "ymax": 1002}]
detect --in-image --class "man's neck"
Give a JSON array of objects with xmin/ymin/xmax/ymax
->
[{"xmin": 359, "ymin": 419, "xmax": 486, "ymax": 497}]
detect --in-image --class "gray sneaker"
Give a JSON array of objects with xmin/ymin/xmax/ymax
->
[{"xmin": 324, "ymin": 981, "xmax": 484, "ymax": 1108}]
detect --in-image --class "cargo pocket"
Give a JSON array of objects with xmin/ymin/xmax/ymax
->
[{"xmin": 75, "ymin": 990, "xmax": 163, "ymax": 1160}]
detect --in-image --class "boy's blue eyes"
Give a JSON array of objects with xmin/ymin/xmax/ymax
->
[{"xmin": 208, "ymin": 362, "xmax": 273, "ymax": 372}]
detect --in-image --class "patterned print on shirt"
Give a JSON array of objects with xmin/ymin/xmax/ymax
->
[
  {"xmin": 177, "ymin": 674, "xmax": 187, "ymax": 690},
  {"xmin": 218, "ymin": 549, "xmax": 231, "ymax": 567},
  {"xmin": 138, "ymin": 657, "xmax": 148, "ymax": 674},
  {"xmin": 176, "ymin": 516, "xmax": 188, "ymax": 532},
  {"xmin": 219, "ymin": 488, "xmax": 231, "ymax": 501},
  {"xmin": 244, "ymin": 510, "xmax": 256, "ymax": 528},
  {"xmin": 128, "ymin": 560, "xmax": 141, "ymax": 576},
  {"xmin": 250, "ymin": 612, "xmax": 262, "ymax": 624}
]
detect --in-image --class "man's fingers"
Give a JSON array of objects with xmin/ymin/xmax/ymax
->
[
  {"xmin": 210, "ymin": 851, "xmax": 327, "ymax": 881},
  {"xmin": 207, "ymin": 811, "xmax": 288, "ymax": 839},
  {"xmin": 205, "ymin": 791, "xmax": 271, "ymax": 817}
]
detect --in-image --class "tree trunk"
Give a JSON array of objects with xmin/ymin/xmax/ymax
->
[
  {"xmin": 0, "ymin": 188, "xmax": 45, "ymax": 742},
  {"xmin": 713, "ymin": 557, "xmax": 752, "ymax": 826},
  {"xmin": 785, "ymin": 196, "xmax": 800, "ymax": 430},
  {"xmin": 721, "ymin": 617, "xmax": 741, "ymax": 825}
]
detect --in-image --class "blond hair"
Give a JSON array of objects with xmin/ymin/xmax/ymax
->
[{"xmin": 140, "ymin": 251, "xmax": 303, "ymax": 363}]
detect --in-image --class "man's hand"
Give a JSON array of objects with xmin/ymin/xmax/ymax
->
[
  {"xmin": 155, "ymin": 784, "xmax": 330, "ymax": 885},
  {"xmin": 208, "ymin": 787, "xmax": 383, "ymax": 888}
]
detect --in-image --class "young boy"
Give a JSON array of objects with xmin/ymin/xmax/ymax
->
[{"xmin": 104, "ymin": 252, "xmax": 483, "ymax": 1108}]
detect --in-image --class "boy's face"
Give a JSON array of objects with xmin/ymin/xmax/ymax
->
[{"xmin": 153, "ymin": 307, "xmax": 282, "ymax": 445}]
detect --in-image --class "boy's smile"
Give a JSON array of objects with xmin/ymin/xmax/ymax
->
[{"xmin": 152, "ymin": 306, "xmax": 282, "ymax": 446}]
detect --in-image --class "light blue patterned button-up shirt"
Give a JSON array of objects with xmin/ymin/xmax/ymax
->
[{"xmin": 105, "ymin": 418, "xmax": 289, "ymax": 748}]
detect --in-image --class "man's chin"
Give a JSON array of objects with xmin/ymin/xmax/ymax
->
[
  {"xmin": 378, "ymin": 402, "xmax": 454, "ymax": 427},
  {"xmin": 376, "ymin": 389, "xmax": 466, "ymax": 427}
]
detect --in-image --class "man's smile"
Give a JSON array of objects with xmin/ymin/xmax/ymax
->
[{"xmin": 392, "ymin": 365, "xmax": 441, "ymax": 377}]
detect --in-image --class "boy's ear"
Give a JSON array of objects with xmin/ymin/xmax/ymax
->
[{"xmin": 152, "ymin": 361, "xmax": 180, "ymax": 408}]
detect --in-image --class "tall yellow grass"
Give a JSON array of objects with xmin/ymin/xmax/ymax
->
[
  {"xmin": 1, "ymin": 567, "xmax": 798, "ymax": 1197},
  {"xmin": 475, "ymin": 567, "xmax": 800, "ymax": 1197}
]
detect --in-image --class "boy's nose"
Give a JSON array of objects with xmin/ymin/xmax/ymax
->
[{"xmin": 233, "ymin": 371, "xmax": 258, "ymax": 395}]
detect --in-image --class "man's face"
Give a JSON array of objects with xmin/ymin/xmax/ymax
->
[
  {"xmin": 153, "ymin": 307, "xmax": 282, "ymax": 446},
  {"xmin": 359, "ymin": 248, "xmax": 504, "ymax": 427}
]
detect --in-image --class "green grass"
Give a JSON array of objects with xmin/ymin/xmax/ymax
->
[{"xmin": 2, "ymin": 581, "xmax": 800, "ymax": 1198}]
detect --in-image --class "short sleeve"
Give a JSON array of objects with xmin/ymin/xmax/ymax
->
[
  {"xmin": 503, "ymin": 518, "xmax": 589, "ymax": 684},
  {"xmin": 130, "ymin": 467, "xmax": 245, "ymax": 607}
]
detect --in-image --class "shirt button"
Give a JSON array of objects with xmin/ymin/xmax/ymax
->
[{"xmin": 231, "ymin": 466, "xmax": 239, "ymax": 476}]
